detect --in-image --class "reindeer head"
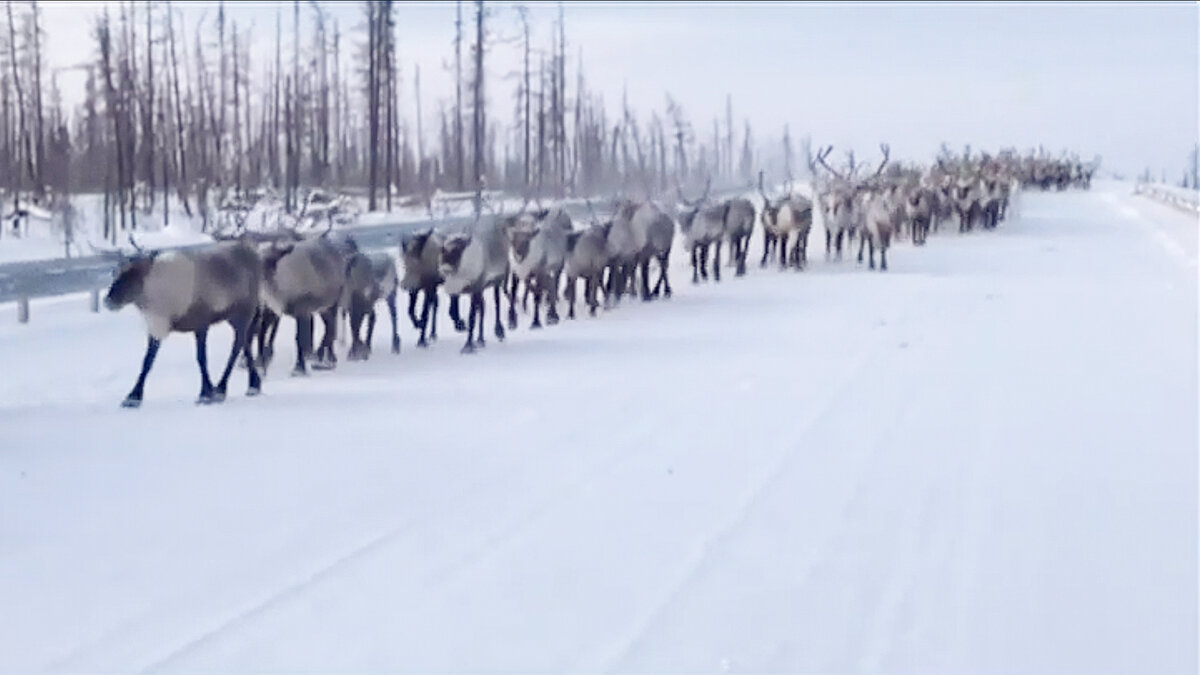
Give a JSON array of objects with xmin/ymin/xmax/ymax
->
[
  {"xmin": 104, "ymin": 253, "xmax": 159, "ymax": 311},
  {"xmin": 506, "ymin": 225, "xmax": 540, "ymax": 264},
  {"xmin": 439, "ymin": 234, "xmax": 472, "ymax": 279}
]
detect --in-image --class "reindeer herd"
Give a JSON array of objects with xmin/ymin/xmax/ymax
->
[{"xmin": 100, "ymin": 148, "xmax": 1094, "ymax": 408}]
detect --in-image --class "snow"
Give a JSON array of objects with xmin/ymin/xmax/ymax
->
[{"xmin": 0, "ymin": 181, "xmax": 1196, "ymax": 673}]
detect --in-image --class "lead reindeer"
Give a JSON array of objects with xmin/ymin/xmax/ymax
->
[{"xmin": 103, "ymin": 237, "xmax": 264, "ymax": 408}]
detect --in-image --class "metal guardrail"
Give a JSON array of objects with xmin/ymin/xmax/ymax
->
[
  {"xmin": 1134, "ymin": 182, "xmax": 1200, "ymax": 215},
  {"xmin": 0, "ymin": 186, "xmax": 752, "ymax": 310}
]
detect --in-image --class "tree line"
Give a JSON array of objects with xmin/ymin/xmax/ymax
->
[{"xmin": 0, "ymin": 0, "xmax": 763, "ymax": 242}]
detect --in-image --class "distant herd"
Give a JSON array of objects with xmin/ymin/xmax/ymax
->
[{"xmin": 101, "ymin": 151, "xmax": 1095, "ymax": 407}]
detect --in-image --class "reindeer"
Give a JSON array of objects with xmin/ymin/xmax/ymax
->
[
  {"xmin": 812, "ymin": 146, "xmax": 861, "ymax": 260},
  {"xmin": 400, "ymin": 228, "xmax": 465, "ymax": 348},
  {"xmin": 855, "ymin": 146, "xmax": 895, "ymax": 270},
  {"xmin": 439, "ymin": 217, "xmax": 511, "ymax": 353},
  {"xmin": 259, "ymin": 233, "xmax": 352, "ymax": 376},
  {"xmin": 103, "ymin": 237, "xmax": 263, "ymax": 408},
  {"xmin": 906, "ymin": 185, "xmax": 935, "ymax": 246},
  {"xmin": 563, "ymin": 218, "xmax": 611, "ymax": 318},
  {"xmin": 722, "ymin": 197, "xmax": 756, "ymax": 277},
  {"xmin": 503, "ymin": 207, "xmax": 571, "ymax": 329},
  {"xmin": 677, "ymin": 178, "xmax": 727, "ymax": 283},
  {"xmin": 342, "ymin": 250, "xmax": 401, "ymax": 360},
  {"xmin": 758, "ymin": 171, "xmax": 814, "ymax": 270}
]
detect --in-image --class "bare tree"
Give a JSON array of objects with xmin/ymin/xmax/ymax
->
[{"xmin": 471, "ymin": 0, "xmax": 484, "ymax": 215}]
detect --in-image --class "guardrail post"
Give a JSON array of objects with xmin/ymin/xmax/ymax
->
[
  {"xmin": 90, "ymin": 287, "xmax": 100, "ymax": 313},
  {"xmin": 17, "ymin": 296, "xmax": 29, "ymax": 324}
]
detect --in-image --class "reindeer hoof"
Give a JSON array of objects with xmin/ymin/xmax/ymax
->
[
  {"xmin": 196, "ymin": 394, "xmax": 215, "ymax": 405},
  {"xmin": 120, "ymin": 396, "xmax": 142, "ymax": 409},
  {"xmin": 246, "ymin": 386, "xmax": 261, "ymax": 397},
  {"xmin": 454, "ymin": 320, "xmax": 467, "ymax": 333},
  {"xmin": 392, "ymin": 337, "xmax": 401, "ymax": 354},
  {"xmin": 547, "ymin": 315, "xmax": 560, "ymax": 325},
  {"xmin": 291, "ymin": 367, "xmax": 309, "ymax": 377},
  {"xmin": 417, "ymin": 338, "xmax": 429, "ymax": 348},
  {"xmin": 507, "ymin": 317, "xmax": 518, "ymax": 330},
  {"xmin": 461, "ymin": 343, "xmax": 477, "ymax": 354},
  {"xmin": 531, "ymin": 321, "xmax": 542, "ymax": 330}
]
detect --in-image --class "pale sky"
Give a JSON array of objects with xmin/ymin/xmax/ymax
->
[{"xmin": 36, "ymin": 1, "xmax": 1200, "ymax": 179}]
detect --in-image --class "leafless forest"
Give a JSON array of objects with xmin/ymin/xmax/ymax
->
[{"xmin": 0, "ymin": 0, "xmax": 768, "ymax": 242}]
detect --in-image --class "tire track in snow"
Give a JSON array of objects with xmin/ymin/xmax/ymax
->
[{"xmin": 596, "ymin": 284, "xmax": 929, "ymax": 673}]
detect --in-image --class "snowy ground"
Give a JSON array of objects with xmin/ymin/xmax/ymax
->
[{"xmin": 0, "ymin": 181, "xmax": 1196, "ymax": 674}]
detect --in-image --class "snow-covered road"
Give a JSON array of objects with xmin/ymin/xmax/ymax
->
[{"xmin": 1, "ymin": 181, "xmax": 1195, "ymax": 674}]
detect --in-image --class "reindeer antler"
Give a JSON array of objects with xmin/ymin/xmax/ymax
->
[
  {"xmin": 127, "ymin": 232, "xmax": 145, "ymax": 253},
  {"xmin": 816, "ymin": 145, "xmax": 845, "ymax": 181},
  {"xmin": 873, "ymin": 143, "xmax": 891, "ymax": 178}
]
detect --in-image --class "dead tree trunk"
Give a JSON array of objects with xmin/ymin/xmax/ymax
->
[{"xmin": 472, "ymin": 0, "xmax": 484, "ymax": 215}]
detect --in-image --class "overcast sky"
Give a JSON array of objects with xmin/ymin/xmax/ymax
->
[{"xmin": 37, "ymin": 1, "xmax": 1200, "ymax": 178}]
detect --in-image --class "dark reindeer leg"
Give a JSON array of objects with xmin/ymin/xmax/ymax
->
[
  {"xmin": 493, "ymin": 283, "xmax": 506, "ymax": 342},
  {"xmin": 242, "ymin": 313, "xmax": 262, "ymax": 396},
  {"xmin": 122, "ymin": 335, "xmax": 162, "ymax": 408},
  {"xmin": 365, "ymin": 307, "xmax": 378, "ymax": 359},
  {"xmin": 691, "ymin": 245, "xmax": 701, "ymax": 284},
  {"xmin": 194, "ymin": 327, "xmax": 215, "ymax": 404},
  {"xmin": 407, "ymin": 289, "xmax": 421, "ymax": 329},
  {"xmin": 531, "ymin": 278, "xmax": 544, "ymax": 329},
  {"xmin": 546, "ymin": 270, "xmax": 561, "ymax": 324},
  {"xmin": 778, "ymin": 232, "xmax": 789, "ymax": 270},
  {"xmin": 387, "ymin": 291, "xmax": 400, "ymax": 353},
  {"xmin": 640, "ymin": 258, "xmax": 652, "ymax": 300},
  {"xmin": 713, "ymin": 241, "xmax": 722, "ymax": 282},
  {"xmin": 449, "ymin": 293, "xmax": 466, "ymax": 332},
  {"xmin": 214, "ymin": 312, "xmax": 252, "ymax": 402},
  {"xmin": 508, "ymin": 274, "xmax": 520, "ymax": 329},
  {"xmin": 567, "ymin": 275, "xmax": 577, "ymax": 319},
  {"xmin": 293, "ymin": 314, "xmax": 313, "ymax": 376},
  {"xmin": 659, "ymin": 253, "xmax": 673, "ymax": 297}
]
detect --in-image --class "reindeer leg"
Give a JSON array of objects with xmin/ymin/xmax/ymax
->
[
  {"xmin": 567, "ymin": 275, "xmax": 577, "ymax": 319},
  {"xmin": 121, "ymin": 335, "xmax": 162, "ymax": 408},
  {"xmin": 857, "ymin": 231, "xmax": 866, "ymax": 263},
  {"xmin": 761, "ymin": 233, "xmax": 771, "ymax": 267},
  {"xmin": 462, "ymin": 293, "xmax": 478, "ymax": 354},
  {"xmin": 868, "ymin": 236, "xmax": 876, "ymax": 270},
  {"xmin": 427, "ymin": 289, "xmax": 439, "ymax": 343},
  {"xmin": 493, "ymin": 283, "xmax": 506, "ymax": 342},
  {"xmin": 407, "ymin": 289, "xmax": 421, "ymax": 329},
  {"xmin": 365, "ymin": 308, "xmax": 378, "ymax": 359},
  {"xmin": 546, "ymin": 271, "xmax": 561, "ymax": 324},
  {"xmin": 450, "ymin": 293, "xmax": 466, "ymax": 332},
  {"xmin": 531, "ymin": 278, "xmax": 544, "ymax": 330},
  {"xmin": 691, "ymin": 245, "xmax": 700, "ymax": 284},
  {"xmin": 213, "ymin": 313, "xmax": 251, "ymax": 402},
  {"xmin": 191, "ymin": 327, "xmax": 216, "ymax": 404},
  {"xmin": 508, "ymin": 275, "xmax": 520, "ymax": 329},
  {"xmin": 778, "ymin": 233, "xmax": 789, "ymax": 270},
  {"xmin": 292, "ymin": 314, "xmax": 312, "ymax": 376},
  {"xmin": 385, "ymin": 292, "xmax": 400, "ymax": 353},
  {"xmin": 712, "ymin": 241, "xmax": 722, "ymax": 282}
]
